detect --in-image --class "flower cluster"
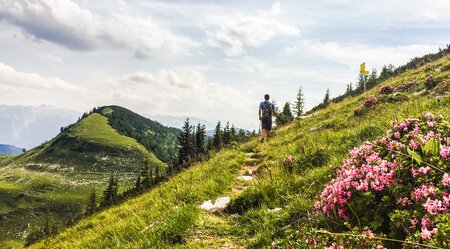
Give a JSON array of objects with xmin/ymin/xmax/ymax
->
[
  {"xmin": 363, "ymin": 96, "xmax": 378, "ymax": 108},
  {"xmin": 380, "ymin": 86, "xmax": 394, "ymax": 95},
  {"xmin": 315, "ymin": 113, "xmax": 450, "ymax": 245}
]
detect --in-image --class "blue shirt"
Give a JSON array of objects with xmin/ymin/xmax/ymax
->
[{"xmin": 259, "ymin": 101, "xmax": 275, "ymax": 113}]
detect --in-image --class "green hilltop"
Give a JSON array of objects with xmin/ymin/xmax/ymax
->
[
  {"xmin": 27, "ymin": 52, "xmax": 450, "ymax": 248},
  {"xmin": 0, "ymin": 106, "xmax": 180, "ymax": 248}
]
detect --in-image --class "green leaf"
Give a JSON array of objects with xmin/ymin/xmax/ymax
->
[
  {"xmin": 423, "ymin": 137, "xmax": 440, "ymax": 155},
  {"xmin": 407, "ymin": 148, "xmax": 422, "ymax": 165}
]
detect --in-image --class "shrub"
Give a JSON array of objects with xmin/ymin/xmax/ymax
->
[
  {"xmin": 394, "ymin": 81, "xmax": 416, "ymax": 92},
  {"xmin": 380, "ymin": 86, "xmax": 394, "ymax": 95},
  {"xmin": 315, "ymin": 113, "xmax": 450, "ymax": 247},
  {"xmin": 379, "ymin": 93, "xmax": 409, "ymax": 104},
  {"xmin": 353, "ymin": 108, "xmax": 363, "ymax": 117},
  {"xmin": 363, "ymin": 96, "xmax": 378, "ymax": 108},
  {"xmin": 424, "ymin": 75, "xmax": 439, "ymax": 90},
  {"xmin": 433, "ymin": 79, "xmax": 450, "ymax": 95}
]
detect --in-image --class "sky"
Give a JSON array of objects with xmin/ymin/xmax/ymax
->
[{"xmin": 0, "ymin": 0, "xmax": 449, "ymax": 130}]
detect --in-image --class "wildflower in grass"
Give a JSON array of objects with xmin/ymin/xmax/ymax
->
[
  {"xmin": 410, "ymin": 218, "xmax": 419, "ymax": 227},
  {"xmin": 443, "ymin": 173, "xmax": 450, "ymax": 186},
  {"xmin": 315, "ymin": 113, "xmax": 450, "ymax": 246},
  {"xmin": 421, "ymin": 227, "xmax": 438, "ymax": 240},
  {"xmin": 440, "ymin": 146, "xmax": 450, "ymax": 159},
  {"xmin": 361, "ymin": 230, "xmax": 375, "ymax": 238}
]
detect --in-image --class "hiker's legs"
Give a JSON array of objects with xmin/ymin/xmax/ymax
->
[{"xmin": 260, "ymin": 129, "xmax": 267, "ymax": 141}]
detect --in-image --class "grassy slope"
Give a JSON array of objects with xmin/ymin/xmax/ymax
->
[
  {"xmin": 30, "ymin": 55, "xmax": 450, "ymax": 248},
  {"xmin": 0, "ymin": 114, "xmax": 165, "ymax": 248}
]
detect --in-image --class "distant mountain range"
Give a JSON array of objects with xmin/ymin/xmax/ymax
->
[
  {"xmin": 0, "ymin": 105, "xmax": 81, "ymax": 150},
  {"xmin": 0, "ymin": 144, "xmax": 23, "ymax": 154}
]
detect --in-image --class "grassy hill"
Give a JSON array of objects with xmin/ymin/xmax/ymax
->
[
  {"xmin": 28, "ymin": 53, "xmax": 449, "ymax": 248},
  {"xmin": 0, "ymin": 108, "xmax": 174, "ymax": 248}
]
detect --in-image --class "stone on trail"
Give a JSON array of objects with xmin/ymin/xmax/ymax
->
[
  {"xmin": 237, "ymin": 175, "xmax": 253, "ymax": 181},
  {"xmin": 200, "ymin": 200, "xmax": 215, "ymax": 211},
  {"xmin": 200, "ymin": 196, "xmax": 231, "ymax": 211},
  {"xmin": 268, "ymin": 207, "xmax": 282, "ymax": 213},
  {"xmin": 214, "ymin": 197, "xmax": 231, "ymax": 210}
]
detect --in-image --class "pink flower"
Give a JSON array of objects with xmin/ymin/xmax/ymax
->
[
  {"xmin": 443, "ymin": 173, "xmax": 450, "ymax": 186},
  {"xmin": 361, "ymin": 230, "xmax": 375, "ymax": 238},
  {"xmin": 410, "ymin": 218, "xmax": 419, "ymax": 227},
  {"xmin": 271, "ymin": 241, "xmax": 277, "ymax": 248},
  {"xmin": 421, "ymin": 217, "xmax": 430, "ymax": 229},
  {"xmin": 394, "ymin": 131, "xmax": 401, "ymax": 139},
  {"xmin": 397, "ymin": 197, "xmax": 412, "ymax": 206},
  {"xmin": 326, "ymin": 243, "xmax": 343, "ymax": 249},
  {"xmin": 284, "ymin": 155, "xmax": 293, "ymax": 163},
  {"xmin": 421, "ymin": 227, "xmax": 437, "ymax": 240},
  {"xmin": 423, "ymin": 198, "xmax": 448, "ymax": 215},
  {"xmin": 418, "ymin": 166, "xmax": 431, "ymax": 175},
  {"xmin": 441, "ymin": 146, "xmax": 450, "ymax": 159}
]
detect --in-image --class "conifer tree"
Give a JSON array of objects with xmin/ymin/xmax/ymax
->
[
  {"xmin": 135, "ymin": 175, "xmax": 141, "ymax": 192},
  {"xmin": 85, "ymin": 188, "xmax": 97, "ymax": 215},
  {"xmin": 230, "ymin": 125, "xmax": 237, "ymax": 143},
  {"xmin": 178, "ymin": 118, "xmax": 194, "ymax": 165},
  {"xmin": 195, "ymin": 124, "xmax": 206, "ymax": 155},
  {"xmin": 101, "ymin": 174, "xmax": 118, "ymax": 207},
  {"xmin": 293, "ymin": 86, "xmax": 305, "ymax": 117},
  {"xmin": 323, "ymin": 88, "xmax": 330, "ymax": 106},
  {"xmin": 223, "ymin": 122, "xmax": 231, "ymax": 145},
  {"xmin": 213, "ymin": 121, "xmax": 223, "ymax": 149}
]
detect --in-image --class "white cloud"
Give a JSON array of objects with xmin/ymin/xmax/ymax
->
[
  {"xmin": 119, "ymin": 69, "xmax": 255, "ymax": 126},
  {"xmin": 0, "ymin": 62, "xmax": 80, "ymax": 91},
  {"xmin": 285, "ymin": 41, "xmax": 441, "ymax": 70},
  {"xmin": 0, "ymin": 0, "xmax": 194, "ymax": 58},
  {"xmin": 207, "ymin": 2, "xmax": 299, "ymax": 56}
]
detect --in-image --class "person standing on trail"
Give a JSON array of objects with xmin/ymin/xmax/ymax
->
[{"xmin": 259, "ymin": 94, "xmax": 277, "ymax": 142}]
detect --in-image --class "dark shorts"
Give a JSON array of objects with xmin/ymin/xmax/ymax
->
[{"xmin": 261, "ymin": 117, "xmax": 272, "ymax": 130}]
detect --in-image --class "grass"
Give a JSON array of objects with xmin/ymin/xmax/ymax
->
[
  {"xmin": 0, "ymin": 114, "xmax": 166, "ymax": 248},
  {"xmin": 17, "ymin": 55, "xmax": 450, "ymax": 248}
]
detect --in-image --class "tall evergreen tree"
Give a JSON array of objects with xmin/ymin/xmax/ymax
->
[
  {"xmin": 206, "ymin": 137, "xmax": 214, "ymax": 152},
  {"xmin": 213, "ymin": 121, "xmax": 223, "ymax": 149},
  {"xmin": 323, "ymin": 88, "xmax": 330, "ymax": 106},
  {"xmin": 101, "ymin": 174, "xmax": 118, "ymax": 207},
  {"xmin": 345, "ymin": 83, "xmax": 353, "ymax": 94},
  {"xmin": 276, "ymin": 102, "xmax": 294, "ymax": 126},
  {"xmin": 178, "ymin": 118, "xmax": 194, "ymax": 165},
  {"xmin": 85, "ymin": 188, "xmax": 97, "ymax": 215},
  {"xmin": 230, "ymin": 125, "xmax": 237, "ymax": 143},
  {"xmin": 293, "ymin": 86, "xmax": 305, "ymax": 117},
  {"xmin": 195, "ymin": 124, "xmax": 206, "ymax": 155},
  {"xmin": 223, "ymin": 122, "xmax": 231, "ymax": 145}
]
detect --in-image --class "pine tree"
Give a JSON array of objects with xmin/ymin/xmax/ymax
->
[
  {"xmin": 135, "ymin": 175, "xmax": 141, "ymax": 192},
  {"xmin": 101, "ymin": 174, "xmax": 118, "ymax": 207},
  {"xmin": 323, "ymin": 88, "xmax": 330, "ymax": 106},
  {"xmin": 230, "ymin": 125, "xmax": 237, "ymax": 143},
  {"xmin": 293, "ymin": 86, "xmax": 305, "ymax": 117},
  {"xmin": 223, "ymin": 122, "xmax": 231, "ymax": 145},
  {"xmin": 85, "ymin": 188, "xmax": 97, "ymax": 215},
  {"xmin": 195, "ymin": 124, "xmax": 206, "ymax": 156},
  {"xmin": 213, "ymin": 121, "xmax": 223, "ymax": 149},
  {"xmin": 178, "ymin": 118, "xmax": 194, "ymax": 165},
  {"xmin": 345, "ymin": 83, "xmax": 353, "ymax": 94},
  {"xmin": 276, "ymin": 102, "xmax": 294, "ymax": 126},
  {"xmin": 206, "ymin": 137, "xmax": 214, "ymax": 151},
  {"xmin": 238, "ymin": 129, "xmax": 246, "ymax": 142}
]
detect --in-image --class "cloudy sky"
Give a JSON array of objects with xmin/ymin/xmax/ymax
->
[{"xmin": 0, "ymin": 0, "xmax": 449, "ymax": 129}]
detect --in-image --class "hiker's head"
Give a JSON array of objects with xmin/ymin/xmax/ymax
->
[{"xmin": 264, "ymin": 94, "xmax": 270, "ymax": 101}]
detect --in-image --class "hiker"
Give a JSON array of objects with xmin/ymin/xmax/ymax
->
[{"xmin": 259, "ymin": 94, "xmax": 277, "ymax": 142}]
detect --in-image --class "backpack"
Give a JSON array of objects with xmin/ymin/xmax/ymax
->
[{"xmin": 261, "ymin": 101, "xmax": 273, "ymax": 119}]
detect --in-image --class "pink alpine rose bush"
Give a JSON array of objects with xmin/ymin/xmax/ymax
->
[{"xmin": 315, "ymin": 113, "xmax": 450, "ymax": 247}]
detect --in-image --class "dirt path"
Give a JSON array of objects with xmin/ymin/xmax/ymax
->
[{"xmin": 185, "ymin": 152, "xmax": 263, "ymax": 248}]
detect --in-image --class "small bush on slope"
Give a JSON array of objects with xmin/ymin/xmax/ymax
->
[{"xmin": 314, "ymin": 113, "xmax": 450, "ymax": 248}]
